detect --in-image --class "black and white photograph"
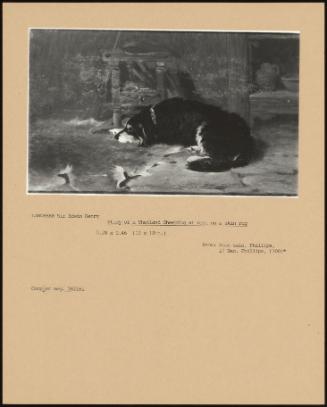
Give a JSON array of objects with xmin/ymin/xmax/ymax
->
[{"xmin": 28, "ymin": 29, "xmax": 299, "ymax": 195}]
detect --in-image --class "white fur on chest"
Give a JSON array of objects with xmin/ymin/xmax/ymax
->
[{"xmin": 195, "ymin": 122, "xmax": 206, "ymax": 154}]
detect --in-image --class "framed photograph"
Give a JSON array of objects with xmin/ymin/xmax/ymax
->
[
  {"xmin": 3, "ymin": 3, "xmax": 324, "ymax": 405},
  {"xmin": 28, "ymin": 29, "xmax": 299, "ymax": 196}
]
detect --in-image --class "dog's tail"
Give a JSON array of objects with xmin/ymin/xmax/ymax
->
[{"xmin": 186, "ymin": 155, "xmax": 250, "ymax": 172}]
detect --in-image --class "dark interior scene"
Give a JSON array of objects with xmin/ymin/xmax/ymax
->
[{"xmin": 28, "ymin": 30, "xmax": 299, "ymax": 195}]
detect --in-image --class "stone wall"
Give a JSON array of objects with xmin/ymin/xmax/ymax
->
[{"xmin": 30, "ymin": 31, "xmax": 242, "ymax": 119}]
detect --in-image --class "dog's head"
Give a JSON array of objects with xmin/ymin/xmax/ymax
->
[{"xmin": 114, "ymin": 109, "xmax": 154, "ymax": 146}]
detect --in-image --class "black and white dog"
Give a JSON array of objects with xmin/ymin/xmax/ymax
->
[{"xmin": 114, "ymin": 97, "xmax": 254, "ymax": 172}]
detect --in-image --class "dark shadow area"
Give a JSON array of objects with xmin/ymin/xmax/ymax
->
[
  {"xmin": 251, "ymin": 138, "xmax": 269, "ymax": 164},
  {"xmin": 177, "ymin": 71, "xmax": 199, "ymax": 100}
]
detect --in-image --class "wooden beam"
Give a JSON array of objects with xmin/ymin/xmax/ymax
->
[
  {"xmin": 248, "ymin": 33, "xmax": 299, "ymax": 41},
  {"xmin": 156, "ymin": 62, "xmax": 167, "ymax": 100},
  {"xmin": 110, "ymin": 58, "xmax": 121, "ymax": 127},
  {"xmin": 226, "ymin": 33, "xmax": 250, "ymax": 123}
]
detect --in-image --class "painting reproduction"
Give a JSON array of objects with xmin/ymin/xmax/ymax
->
[{"xmin": 28, "ymin": 30, "xmax": 299, "ymax": 195}]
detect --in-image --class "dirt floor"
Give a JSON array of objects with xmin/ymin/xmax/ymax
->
[{"xmin": 28, "ymin": 115, "xmax": 298, "ymax": 196}]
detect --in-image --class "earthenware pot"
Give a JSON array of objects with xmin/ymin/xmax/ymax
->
[{"xmin": 255, "ymin": 63, "xmax": 280, "ymax": 91}]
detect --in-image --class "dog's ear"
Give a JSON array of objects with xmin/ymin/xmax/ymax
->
[
  {"xmin": 139, "ymin": 123, "xmax": 148, "ymax": 144},
  {"xmin": 134, "ymin": 105, "xmax": 153, "ymax": 117},
  {"xmin": 137, "ymin": 121, "xmax": 152, "ymax": 146}
]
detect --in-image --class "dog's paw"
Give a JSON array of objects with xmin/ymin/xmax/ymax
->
[
  {"xmin": 186, "ymin": 155, "xmax": 210, "ymax": 163},
  {"xmin": 187, "ymin": 146, "xmax": 201, "ymax": 153},
  {"xmin": 109, "ymin": 128, "xmax": 124, "ymax": 136},
  {"xmin": 163, "ymin": 146, "xmax": 184, "ymax": 157}
]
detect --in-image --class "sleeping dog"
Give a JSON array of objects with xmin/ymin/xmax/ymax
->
[{"xmin": 114, "ymin": 97, "xmax": 254, "ymax": 172}]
